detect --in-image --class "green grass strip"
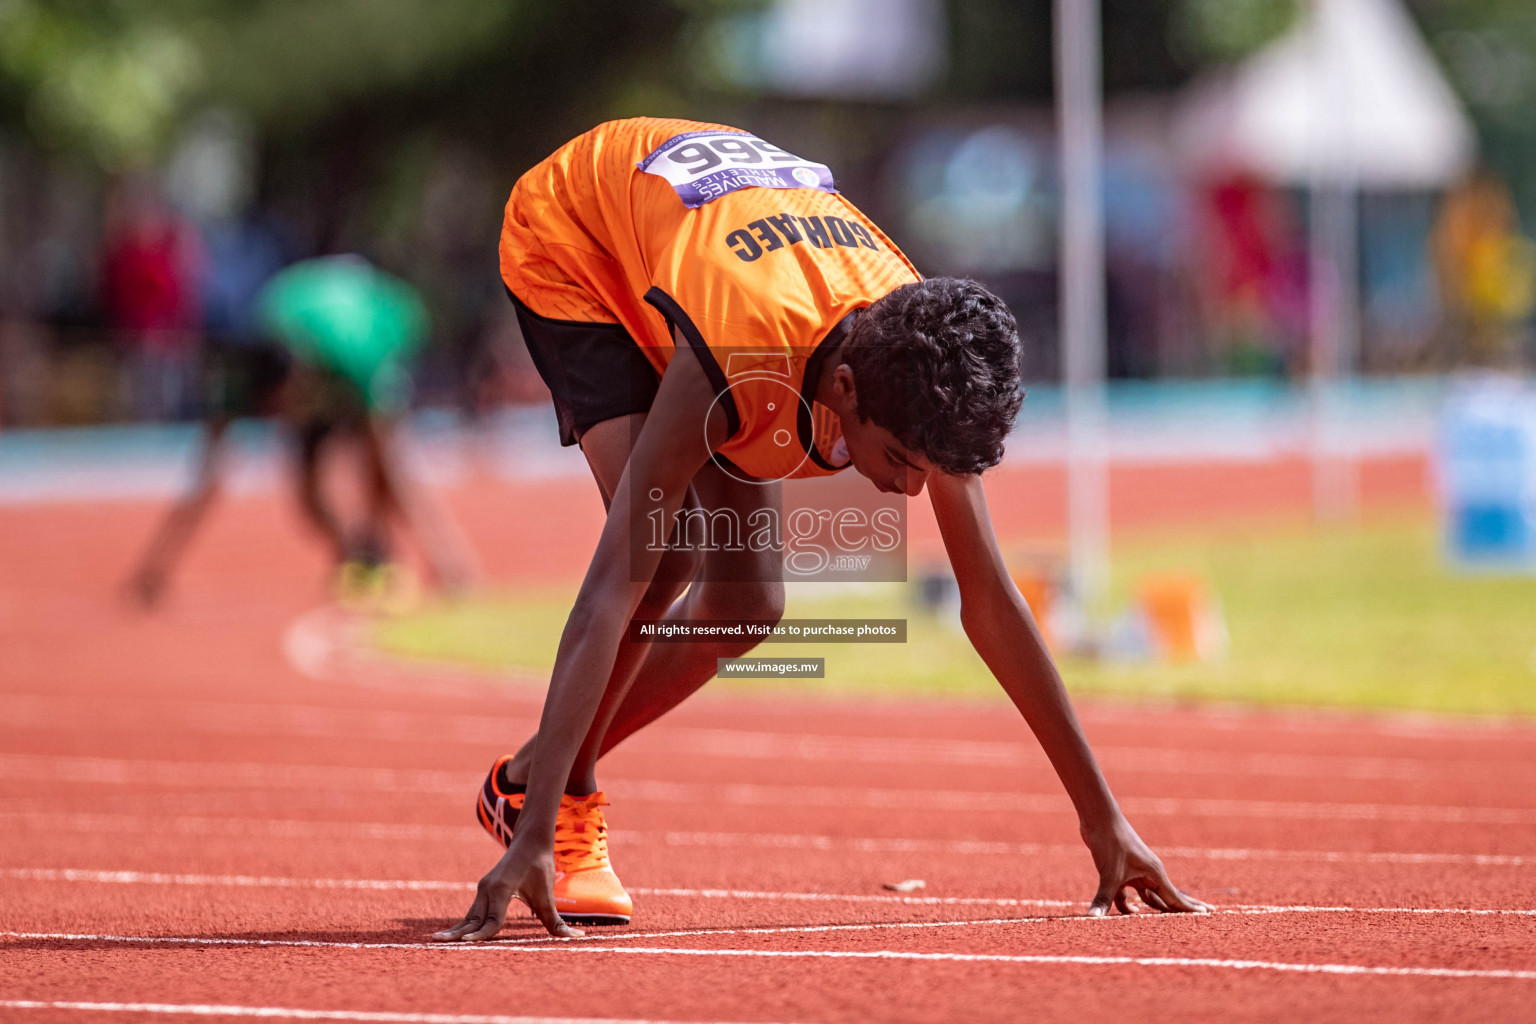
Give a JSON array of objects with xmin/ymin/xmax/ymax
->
[{"xmin": 373, "ymin": 517, "xmax": 1536, "ymax": 717}]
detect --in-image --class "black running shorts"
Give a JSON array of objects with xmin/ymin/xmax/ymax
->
[{"xmin": 506, "ymin": 288, "xmax": 662, "ymax": 447}]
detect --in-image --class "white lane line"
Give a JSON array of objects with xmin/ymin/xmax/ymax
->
[
  {"xmin": 8, "ymin": 754, "xmax": 1536, "ymax": 825},
  {"xmin": 2, "ymin": 870, "xmax": 1069, "ymax": 907},
  {"xmin": 1231, "ymin": 904, "xmax": 1536, "ymax": 917},
  {"xmin": 621, "ymin": 730, "xmax": 1536, "ymax": 784},
  {"xmin": 1077, "ymin": 700, "xmax": 1536, "ymax": 742},
  {"xmin": 484, "ymin": 904, "xmax": 1536, "ymax": 947},
  {"xmin": 616, "ymin": 779, "xmax": 1536, "ymax": 826},
  {"xmin": 4, "ymin": 932, "xmax": 1534, "ymax": 982},
  {"xmin": 4, "ymin": 813, "xmax": 1531, "ymax": 867},
  {"xmin": 0, "ymin": 812, "xmax": 478, "ymax": 843},
  {"xmin": 0, "ymin": 753, "xmax": 476, "ymax": 795},
  {"xmin": 0, "ymin": 869, "xmax": 1067, "ymax": 910},
  {"xmin": 0, "ymin": 695, "xmax": 538, "ymax": 748},
  {"xmin": 1153, "ymin": 844, "xmax": 1536, "ymax": 868},
  {"xmin": 0, "ymin": 1000, "xmax": 789, "ymax": 1024},
  {"xmin": 8, "ymin": 693, "xmax": 1536, "ymax": 784},
  {"xmin": 491, "ymin": 917, "xmax": 1070, "ymax": 946},
  {"xmin": 4, "ymin": 869, "xmax": 474, "ymax": 892},
  {"xmin": 11, "ymin": 869, "xmax": 1536, "ymax": 921},
  {"xmin": 638, "ymin": 830, "xmax": 1536, "ymax": 868},
  {"xmin": 639, "ymin": 886, "xmax": 1075, "ymax": 909},
  {"xmin": 536, "ymin": 946, "xmax": 1536, "ymax": 980},
  {"xmin": 284, "ymin": 606, "xmax": 530, "ymax": 702},
  {"xmin": 282, "ymin": 606, "xmax": 357, "ymax": 686}
]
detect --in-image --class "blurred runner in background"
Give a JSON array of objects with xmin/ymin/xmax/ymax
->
[{"xmin": 127, "ymin": 254, "xmax": 478, "ymax": 608}]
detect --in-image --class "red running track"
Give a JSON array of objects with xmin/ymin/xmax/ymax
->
[{"xmin": 3, "ymin": 460, "xmax": 1536, "ymax": 1024}]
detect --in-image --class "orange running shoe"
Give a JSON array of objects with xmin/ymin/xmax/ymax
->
[{"xmin": 475, "ymin": 755, "xmax": 633, "ymax": 926}]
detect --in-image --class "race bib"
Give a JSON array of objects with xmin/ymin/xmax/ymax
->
[{"xmin": 638, "ymin": 130, "xmax": 836, "ymax": 209}]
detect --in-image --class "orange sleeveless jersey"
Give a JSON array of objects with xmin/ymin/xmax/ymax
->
[{"xmin": 499, "ymin": 117, "xmax": 921, "ymax": 481}]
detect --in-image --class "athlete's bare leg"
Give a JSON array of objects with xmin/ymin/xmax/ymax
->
[
  {"xmin": 127, "ymin": 417, "xmax": 231, "ymax": 607},
  {"xmin": 502, "ymin": 413, "xmax": 695, "ymax": 794},
  {"xmin": 294, "ymin": 425, "xmax": 351, "ymax": 563},
  {"xmin": 503, "ymin": 413, "xmax": 784, "ymax": 794},
  {"xmin": 590, "ymin": 460, "xmax": 784, "ymax": 759}
]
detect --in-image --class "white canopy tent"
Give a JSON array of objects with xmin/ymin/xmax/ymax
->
[
  {"xmin": 1174, "ymin": 0, "xmax": 1476, "ymax": 520},
  {"xmin": 1054, "ymin": 0, "xmax": 1475, "ymax": 596},
  {"xmin": 1173, "ymin": 0, "xmax": 1475, "ymax": 189}
]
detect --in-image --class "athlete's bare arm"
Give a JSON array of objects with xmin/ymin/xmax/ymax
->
[
  {"xmin": 926, "ymin": 471, "xmax": 1210, "ymax": 916},
  {"xmin": 434, "ymin": 340, "xmax": 727, "ymax": 941}
]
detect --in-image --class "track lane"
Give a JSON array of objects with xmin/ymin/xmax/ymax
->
[{"xmin": 4, "ymin": 483, "xmax": 1535, "ymax": 1024}]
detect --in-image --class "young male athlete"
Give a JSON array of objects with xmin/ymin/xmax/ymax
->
[{"xmin": 435, "ymin": 117, "xmax": 1209, "ymax": 941}]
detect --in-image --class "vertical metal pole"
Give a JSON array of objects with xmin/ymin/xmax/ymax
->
[
  {"xmin": 1056, "ymin": 0, "xmax": 1109, "ymax": 604},
  {"xmin": 1307, "ymin": 0, "xmax": 1360, "ymax": 522}
]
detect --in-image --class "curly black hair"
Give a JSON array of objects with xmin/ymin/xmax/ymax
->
[{"xmin": 842, "ymin": 278, "xmax": 1023, "ymax": 475}]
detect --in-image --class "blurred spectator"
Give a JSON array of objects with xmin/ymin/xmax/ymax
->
[
  {"xmin": 1192, "ymin": 174, "xmax": 1306, "ymax": 376},
  {"xmin": 1103, "ymin": 139, "xmax": 1187, "ymax": 378},
  {"xmin": 198, "ymin": 212, "xmax": 289, "ymax": 425},
  {"xmin": 1432, "ymin": 168, "xmax": 1536, "ymax": 369},
  {"xmin": 1360, "ymin": 193, "xmax": 1439, "ymax": 371},
  {"xmin": 202, "ymin": 215, "xmax": 286, "ymax": 344},
  {"xmin": 99, "ymin": 178, "xmax": 205, "ymax": 420}
]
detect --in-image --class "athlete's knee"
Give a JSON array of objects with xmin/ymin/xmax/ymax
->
[
  {"xmin": 693, "ymin": 578, "xmax": 784, "ymax": 627},
  {"xmin": 755, "ymin": 579, "xmax": 786, "ymax": 626},
  {"xmin": 638, "ymin": 575, "xmax": 688, "ymax": 616},
  {"xmin": 663, "ymin": 544, "xmax": 704, "ymax": 585},
  {"xmin": 638, "ymin": 546, "xmax": 701, "ymax": 614},
  {"xmin": 698, "ymin": 580, "xmax": 782, "ymax": 660}
]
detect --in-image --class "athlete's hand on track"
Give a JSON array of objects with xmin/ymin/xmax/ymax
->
[
  {"xmin": 432, "ymin": 844, "xmax": 583, "ymax": 942},
  {"xmin": 1082, "ymin": 816, "xmax": 1211, "ymax": 917}
]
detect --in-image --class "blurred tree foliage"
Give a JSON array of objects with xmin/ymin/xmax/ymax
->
[
  {"xmin": 1411, "ymin": 0, "xmax": 1536, "ymax": 217},
  {"xmin": 0, "ymin": 0, "xmax": 204, "ymax": 165},
  {"xmin": 943, "ymin": 0, "xmax": 1242, "ymax": 101},
  {"xmin": 200, "ymin": 0, "xmax": 518, "ymax": 128},
  {"xmin": 6, "ymin": 0, "xmax": 1536, "ymax": 220},
  {"xmin": 0, "ymin": 0, "xmax": 715, "ymax": 169},
  {"xmin": 1168, "ymin": 0, "xmax": 1302, "ymax": 65},
  {"xmin": 0, "ymin": 0, "xmax": 523, "ymax": 166},
  {"xmin": 0, "ymin": 0, "xmax": 1300, "ymax": 172}
]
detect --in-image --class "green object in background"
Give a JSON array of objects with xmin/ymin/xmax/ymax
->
[
  {"xmin": 259, "ymin": 255, "xmax": 428, "ymax": 414},
  {"xmin": 373, "ymin": 517, "xmax": 1536, "ymax": 718}
]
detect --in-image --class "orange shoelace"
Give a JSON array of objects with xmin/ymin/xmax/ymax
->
[{"xmin": 553, "ymin": 792, "xmax": 612, "ymax": 873}]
